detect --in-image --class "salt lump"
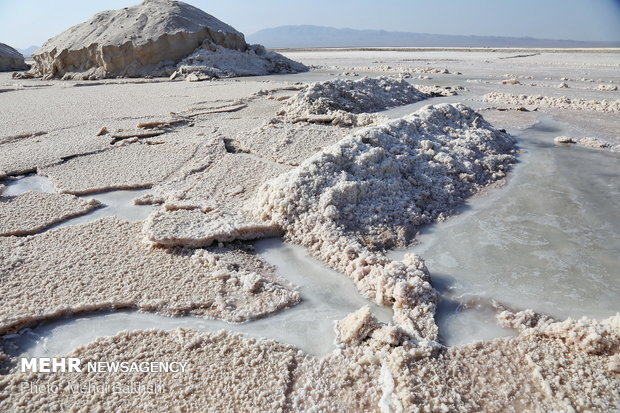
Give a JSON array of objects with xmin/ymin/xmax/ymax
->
[
  {"xmin": 0, "ymin": 43, "xmax": 28, "ymax": 72},
  {"xmin": 335, "ymin": 306, "xmax": 379, "ymax": 346},
  {"xmin": 553, "ymin": 135, "xmax": 612, "ymax": 149},
  {"xmin": 256, "ymin": 104, "xmax": 516, "ymax": 340},
  {"xmin": 283, "ymin": 77, "xmax": 429, "ymax": 126},
  {"xmin": 24, "ymin": 0, "xmax": 307, "ymax": 80}
]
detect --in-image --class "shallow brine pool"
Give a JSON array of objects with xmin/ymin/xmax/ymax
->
[
  {"xmin": 390, "ymin": 117, "xmax": 620, "ymax": 345},
  {"xmin": 2, "ymin": 115, "xmax": 617, "ymax": 358}
]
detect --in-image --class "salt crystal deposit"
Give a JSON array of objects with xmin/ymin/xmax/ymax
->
[
  {"xmin": 237, "ymin": 122, "xmax": 354, "ymax": 166},
  {"xmin": 0, "ymin": 217, "xmax": 299, "ymax": 333},
  {"xmin": 39, "ymin": 141, "xmax": 201, "ymax": 194},
  {"xmin": 1, "ymin": 43, "xmax": 619, "ymax": 412},
  {"xmin": 2, "ymin": 316, "xmax": 618, "ymax": 412},
  {"xmin": 553, "ymin": 135, "xmax": 612, "ymax": 149},
  {"xmin": 0, "ymin": 191, "xmax": 99, "ymax": 236},
  {"xmin": 255, "ymin": 103, "xmax": 517, "ymax": 340},
  {"xmin": 144, "ymin": 208, "xmax": 282, "ymax": 247},
  {"xmin": 0, "ymin": 43, "xmax": 28, "ymax": 72},
  {"xmin": 282, "ymin": 76, "xmax": 429, "ymax": 126},
  {"xmin": 22, "ymin": 0, "xmax": 307, "ymax": 80},
  {"xmin": 484, "ymin": 92, "xmax": 620, "ymax": 113},
  {"xmin": 142, "ymin": 141, "xmax": 289, "ymax": 247}
]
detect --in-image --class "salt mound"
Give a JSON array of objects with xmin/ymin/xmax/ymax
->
[
  {"xmin": 25, "ymin": 0, "xmax": 307, "ymax": 80},
  {"xmin": 254, "ymin": 104, "xmax": 516, "ymax": 339},
  {"xmin": 258, "ymin": 103, "xmax": 516, "ymax": 250},
  {"xmin": 283, "ymin": 77, "xmax": 428, "ymax": 126},
  {"xmin": 0, "ymin": 43, "xmax": 28, "ymax": 71},
  {"xmin": 176, "ymin": 44, "xmax": 306, "ymax": 79}
]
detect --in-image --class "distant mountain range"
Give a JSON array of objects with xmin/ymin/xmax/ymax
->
[
  {"xmin": 16, "ymin": 46, "xmax": 39, "ymax": 57},
  {"xmin": 247, "ymin": 25, "xmax": 620, "ymax": 49}
]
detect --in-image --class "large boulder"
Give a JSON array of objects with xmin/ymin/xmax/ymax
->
[
  {"xmin": 0, "ymin": 43, "xmax": 29, "ymax": 71},
  {"xmin": 27, "ymin": 0, "xmax": 305, "ymax": 80}
]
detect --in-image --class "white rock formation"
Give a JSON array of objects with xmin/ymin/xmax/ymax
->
[
  {"xmin": 25, "ymin": 0, "xmax": 306, "ymax": 80},
  {"xmin": 0, "ymin": 43, "xmax": 28, "ymax": 71}
]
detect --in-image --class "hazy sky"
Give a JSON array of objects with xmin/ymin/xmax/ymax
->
[{"xmin": 1, "ymin": 0, "xmax": 619, "ymax": 48}]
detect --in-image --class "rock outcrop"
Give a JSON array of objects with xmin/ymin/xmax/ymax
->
[
  {"xmin": 0, "ymin": 43, "xmax": 28, "ymax": 71},
  {"xmin": 25, "ymin": 0, "xmax": 306, "ymax": 80}
]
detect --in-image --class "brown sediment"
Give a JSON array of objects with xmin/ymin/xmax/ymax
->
[{"xmin": 0, "ymin": 131, "xmax": 47, "ymax": 145}]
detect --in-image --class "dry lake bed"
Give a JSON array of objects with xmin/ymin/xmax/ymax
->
[{"xmin": 1, "ymin": 48, "xmax": 619, "ymax": 412}]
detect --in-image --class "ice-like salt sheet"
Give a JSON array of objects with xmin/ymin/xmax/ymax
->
[
  {"xmin": 381, "ymin": 95, "xmax": 461, "ymax": 119},
  {"xmin": 390, "ymin": 117, "xmax": 620, "ymax": 346},
  {"xmin": 1, "ymin": 175, "xmax": 54, "ymax": 196},
  {"xmin": 4, "ymin": 238, "xmax": 392, "ymax": 357},
  {"xmin": 52, "ymin": 189, "xmax": 156, "ymax": 228}
]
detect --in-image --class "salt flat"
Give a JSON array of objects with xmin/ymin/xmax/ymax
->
[{"xmin": 1, "ymin": 48, "xmax": 619, "ymax": 412}]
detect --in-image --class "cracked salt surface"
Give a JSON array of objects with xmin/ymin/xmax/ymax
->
[
  {"xmin": 390, "ymin": 117, "xmax": 620, "ymax": 346},
  {"xmin": 1, "ymin": 175, "xmax": 156, "ymax": 228},
  {"xmin": 4, "ymin": 238, "xmax": 392, "ymax": 357},
  {"xmin": 51, "ymin": 189, "xmax": 156, "ymax": 228}
]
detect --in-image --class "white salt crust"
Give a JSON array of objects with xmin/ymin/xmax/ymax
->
[
  {"xmin": 1, "ymin": 316, "xmax": 618, "ymax": 412},
  {"xmin": 255, "ymin": 103, "xmax": 517, "ymax": 341},
  {"xmin": 0, "ymin": 217, "xmax": 299, "ymax": 333},
  {"xmin": 0, "ymin": 191, "xmax": 99, "ymax": 236},
  {"xmin": 483, "ymin": 92, "xmax": 620, "ymax": 113}
]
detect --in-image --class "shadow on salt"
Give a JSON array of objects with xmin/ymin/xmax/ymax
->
[{"xmin": 50, "ymin": 189, "xmax": 157, "ymax": 229}]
